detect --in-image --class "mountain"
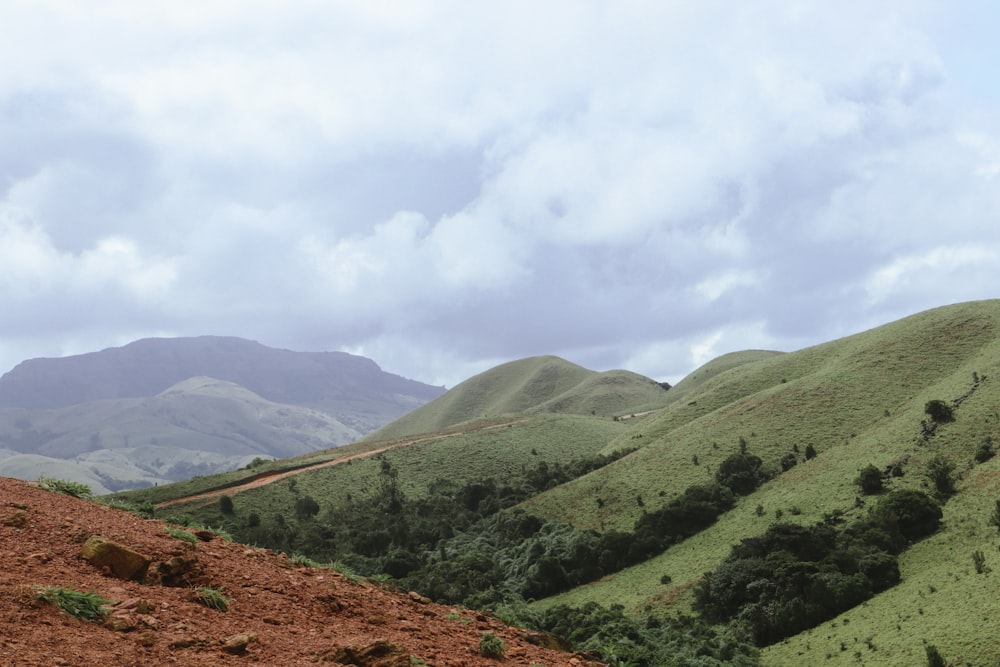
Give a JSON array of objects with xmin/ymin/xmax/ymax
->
[
  {"xmin": 123, "ymin": 299, "xmax": 1000, "ymax": 665},
  {"xmin": 0, "ymin": 476, "xmax": 601, "ymax": 666},
  {"xmin": 0, "ymin": 336, "xmax": 444, "ymax": 432},
  {"xmin": 0, "ymin": 337, "xmax": 445, "ymax": 491},
  {"xmin": 365, "ymin": 354, "xmax": 672, "ymax": 441}
]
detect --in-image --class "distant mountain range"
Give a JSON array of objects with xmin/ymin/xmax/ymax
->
[{"xmin": 0, "ymin": 336, "xmax": 445, "ymax": 492}]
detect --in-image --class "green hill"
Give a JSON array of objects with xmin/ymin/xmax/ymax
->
[
  {"xmin": 113, "ymin": 300, "xmax": 1000, "ymax": 666},
  {"xmin": 365, "ymin": 355, "xmax": 671, "ymax": 441}
]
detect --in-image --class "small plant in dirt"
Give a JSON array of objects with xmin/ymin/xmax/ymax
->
[
  {"xmin": 478, "ymin": 633, "xmax": 505, "ymax": 659},
  {"xmin": 36, "ymin": 586, "xmax": 112, "ymax": 621},
  {"xmin": 191, "ymin": 586, "xmax": 230, "ymax": 612},
  {"xmin": 165, "ymin": 526, "xmax": 198, "ymax": 545},
  {"xmin": 37, "ymin": 477, "xmax": 93, "ymax": 500}
]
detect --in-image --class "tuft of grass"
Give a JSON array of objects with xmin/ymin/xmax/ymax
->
[
  {"xmin": 478, "ymin": 633, "xmax": 505, "ymax": 659},
  {"xmin": 164, "ymin": 526, "xmax": 198, "ymax": 545},
  {"xmin": 191, "ymin": 586, "xmax": 230, "ymax": 612},
  {"xmin": 36, "ymin": 586, "xmax": 112, "ymax": 621},
  {"xmin": 36, "ymin": 477, "xmax": 93, "ymax": 500}
]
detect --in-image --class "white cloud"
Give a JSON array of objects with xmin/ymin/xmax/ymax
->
[{"xmin": 1, "ymin": 1, "xmax": 999, "ymax": 388}]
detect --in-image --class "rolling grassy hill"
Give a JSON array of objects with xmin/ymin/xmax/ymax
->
[
  {"xmin": 111, "ymin": 300, "xmax": 1000, "ymax": 666},
  {"xmin": 364, "ymin": 355, "xmax": 672, "ymax": 441}
]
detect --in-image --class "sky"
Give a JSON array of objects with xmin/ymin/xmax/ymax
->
[{"xmin": 2, "ymin": 1, "xmax": 1000, "ymax": 389}]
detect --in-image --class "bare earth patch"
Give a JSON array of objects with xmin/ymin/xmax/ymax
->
[{"xmin": 0, "ymin": 477, "xmax": 602, "ymax": 666}]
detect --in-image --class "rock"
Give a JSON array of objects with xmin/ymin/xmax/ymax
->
[
  {"xmin": 146, "ymin": 555, "xmax": 203, "ymax": 587},
  {"xmin": 407, "ymin": 591, "xmax": 430, "ymax": 604},
  {"xmin": 79, "ymin": 536, "xmax": 151, "ymax": 581},
  {"xmin": 319, "ymin": 640, "xmax": 410, "ymax": 666},
  {"xmin": 221, "ymin": 632, "xmax": 257, "ymax": 655},
  {"xmin": 1, "ymin": 511, "xmax": 27, "ymax": 528},
  {"xmin": 517, "ymin": 628, "xmax": 575, "ymax": 652}
]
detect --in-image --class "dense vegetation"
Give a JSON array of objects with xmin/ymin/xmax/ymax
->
[{"xmin": 694, "ymin": 489, "xmax": 942, "ymax": 646}]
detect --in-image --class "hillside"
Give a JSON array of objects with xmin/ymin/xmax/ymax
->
[
  {"xmin": 366, "ymin": 355, "xmax": 671, "ymax": 441},
  {"xmin": 523, "ymin": 299, "xmax": 1000, "ymax": 666},
  {"xmin": 105, "ymin": 300, "xmax": 1000, "ymax": 665},
  {"xmin": 0, "ymin": 477, "xmax": 601, "ymax": 666}
]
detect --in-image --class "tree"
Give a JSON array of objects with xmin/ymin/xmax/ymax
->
[
  {"xmin": 925, "ymin": 454, "xmax": 956, "ymax": 497},
  {"xmin": 856, "ymin": 465, "xmax": 883, "ymax": 495},
  {"xmin": 294, "ymin": 495, "xmax": 320, "ymax": 520},
  {"xmin": 924, "ymin": 400, "xmax": 954, "ymax": 423},
  {"xmin": 219, "ymin": 495, "xmax": 235, "ymax": 515},
  {"xmin": 716, "ymin": 452, "xmax": 767, "ymax": 495}
]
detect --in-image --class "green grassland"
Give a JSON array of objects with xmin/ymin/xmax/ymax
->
[
  {"xmin": 152, "ymin": 412, "xmax": 629, "ymax": 525},
  {"xmin": 364, "ymin": 355, "xmax": 672, "ymax": 441},
  {"xmin": 121, "ymin": 299, "xmax": 1000, "ymax": 666},
  {"xmin": 524, "ymin": 300, "xmax": 1000, "ymax": 665}
]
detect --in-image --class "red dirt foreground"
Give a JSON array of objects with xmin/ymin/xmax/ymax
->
[{"xmin": 0, "ymin": 478, "xmax": 604, "ymax": 667}]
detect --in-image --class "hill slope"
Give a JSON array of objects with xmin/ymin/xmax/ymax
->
[
  {"xmin": 366, "ymin": 355, "xmax": 670, "ymax": 441},
  {"xmin": 523, "ymin": 299, "xmax": 1000, "ymax": 666},
  {"xmin": 0, "ymin": 477, "xmax": 600, "ymax": 666}
]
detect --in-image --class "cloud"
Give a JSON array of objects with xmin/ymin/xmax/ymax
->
[{"xmin": 1, "ymin": 2, "xmax": 999, "ymax": 389}]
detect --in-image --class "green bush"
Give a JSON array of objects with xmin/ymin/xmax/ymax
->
[
  {"xmin": 924, "ymin": 400, "xmax": 954, "ymax": 423},
  {"xmin": 925, "ymin": 454, "xmax": 956, "ymax": 497},
  {"xmin": 975, "ymin": 437, "xmax": 995, "ymax": 463},
  {"xmin": 715, "ymin": 451, "xmax": 768, "ymax": 495},
  {"xmin": 37, "ymin": 477, "xmax": 93, "ymax": 500},
  {"xmin": 925, "ymin": 643, "xmax": 946, "ymax": 667},
  {"xmin": 478, "ymin": 633, "xmax": 505, "ymax": 659},
  {"xmin": 856, "ymin": 464, "xmax": 883, "ymax": 495}
]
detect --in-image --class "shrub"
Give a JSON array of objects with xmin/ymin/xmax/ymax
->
[
  {"xmin": 924, "ymin": 400, "xmax": 954, "ymax": 423},
  {"xmin": 925, "ymin": 454, "xmax": 956, "ymax": 497},
  {"xmin": 219, "ymin": 495, "xmax": 235, "ymax": 515},
  {"xmin": 37, "ymin": 586, "xmax": 112, "ymax": 621},
  {"xmin": 804, "ymin": 444, "xmax": 817, "ymax": 460},
  {"xmin": 972, "ymin": 549, "xmax": 989, "ymax": 574},
  {"xmin": 780, "ymin": 453, "xmax": 798, "ymax": 472},
  {"xmin": 294, "ymin": 495, "xmax": 320, "ymax": 520},
  {"xmin": 925, "ymin": 643, "xmax": 946, "ymax": 667},
  {"xmin": 478, "ymin": 633, "xmax": 505, "ymax": 659},
  {"xmin": 856, "ymin": 465, "xmax": 884, "ymax": 495},
  {"xmin": 975, "ymin": 437, "xmax": 995, "ymax": 463},
  {"xmin": 37, "ymin": 477, "xmax": 93, "ymax": 500},
  {"xmin": 715, "ymin": 451, "xmax": 767, "ymax": 495}
]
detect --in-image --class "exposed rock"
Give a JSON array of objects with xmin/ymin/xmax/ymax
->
[
  {"xmin": 319, "ymin": 640, "xmax": 411, "ymax": 666},
  {"xmin": 1, "ymin": 511, "xmax": 27, "ymax": 528},
  {"xmin": 221, "ymin": 632, "xmax": 257, "ymax": 654},
  {"xmin": 517, "ymin": 628, "xmax": 576, "ymax": 652},
  {"xmin": 145, "ymin": 555, "xmax": 204, "ymax": 587},
  {"xmin": 79, "ymin": 536, "xmax": 150, "ymax": 581}
]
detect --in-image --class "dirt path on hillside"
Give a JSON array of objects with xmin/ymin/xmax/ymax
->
[{"xmin": 155, "ymin": 419, "xmax": 523, "ymax": 510}]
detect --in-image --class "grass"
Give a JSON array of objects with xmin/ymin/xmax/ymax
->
[
  {"xmin": 478, "ymin": 633, "xmax": 505, "ymax": 659},
  {"xmin": 164, "ymin": 526, "xmax": 198, "ymax": 545},
  {"xmin": 98, "ymin": 300, "xmax": 1000, "ymax": 664},
  {"xmin": 366, "ymin": 355, "xmax": 672, "ymax": 441},
  {"xmin": 191, "ymin": 586, "xmax": 230, "ymax": 612},
  {"xmin": 36, "ymin": 586, "xmax": 112, "ymax": 621},
  {"xmin": 36, "ymin": 477, "xmax": 93, "ymax": 500}
]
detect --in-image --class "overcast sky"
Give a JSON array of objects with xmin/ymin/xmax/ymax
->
[{"xmin": 2, "ymin": 2, "xmax": 999, "ymax": 388}]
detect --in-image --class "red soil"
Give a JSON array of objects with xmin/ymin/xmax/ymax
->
[{"xmin": 0, "ymin": 477, "xmax": 602, "ymax": 667}]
